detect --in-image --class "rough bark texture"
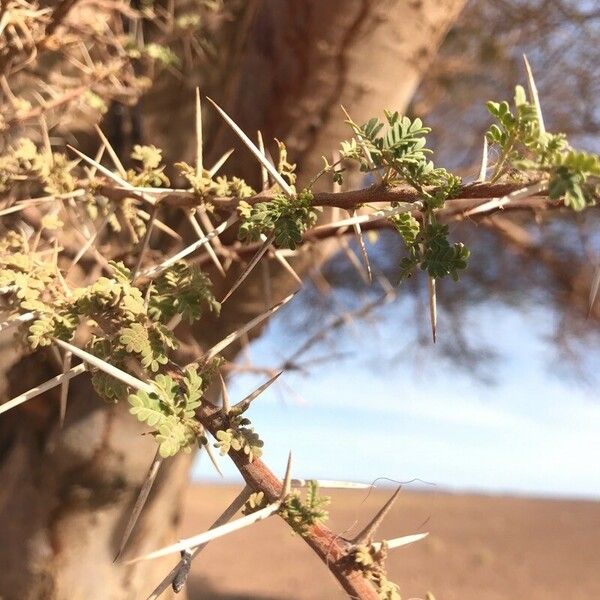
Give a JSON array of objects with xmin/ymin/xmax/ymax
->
[{"xmin": 0, "ymin": 1, "xmax": 466, "ymax": 598}]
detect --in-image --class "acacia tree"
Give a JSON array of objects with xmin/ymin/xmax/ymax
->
[{"xmin": 0, "ymin": 2, "xmax": 598, "ymax": 600}]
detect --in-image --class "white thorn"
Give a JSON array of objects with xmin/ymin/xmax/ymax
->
[
  {"xmin": 464, "ymin": 181, "xmax": 547, "ymax": 216},
  {"xmin": 115, "ymin": 448, "xmax": 164, "ymax": 561},
  {"xmin": 233, "ymin": 371, "xmax": 282, "ymax": 414},
  {"xmin": 53, "ymin": 339, "xmax": 152, "ymax": 393},
  {"xmin": 263, "ymin": 234, "xmax": 303, "ymax": 285},
  {"xmin": 352, "ymin": 214, "xmax": 372, "ymax": 284},
  {"xmin": 257, "ymin": 131, "xmax": 269, "ymax": 190},
  {"xmin": 209, "ymin": 148, "xmax": 235, "ymax": 178},
  {"xmin": 0, "ymin": 311, "xmax": 35, "ymax": 333},
  {"xmin": 68, "ymin": 145, "xmax": 132, "ymax": 191},
  {"xmin": 127, "ymin": 500, "xmax": 281, "ymax": 564},
  {"xmin": 221, "ymin": 235, "xmax": 274, "ymax": 303},
  {"xmin": 428, "ymin": 276, "xmax": 437, "ymax": 344},
  {"xmin": 589, "ymin": 265, "xmax": 600, "ymax": 317},
  {"xmin": 1, "ymin": 363, "xmax": 87, "ymax": 416},
  {"xmin": 523, "ymin": 55, "xmax": 546, "ymax": 136},
  {"xmin": 206, "ymin": 97, "xmax": 293, "ymax": 197},
  {"xmin": 203, "ymin": 439, "xmax": 224, "ymax": 477},
  {"xmin": 186, "ymin": 211, "xmax": 226, "ymax": 277},
  {"xmin": 195, "ymin": 88, "xmax": 203, "ymax": 177},
  {"xmin": 94, "ymin": 125, "xmax": 127, "ymax": 178},
  {"xmin": 352, "ymin": 486, "xmax": 401, "ymax": 545},
  {"xmin": 218, "ymin": 371, "xmax": 230, "ymax": 414},
  {"xmin": 58, "ymin": 350, "xmax": 72, "ymax": 427},
  {"xmin": 145, "ymin": 486, "xmax": 252, "ymax": 600},
  {"xmin": 371, "ymin": 532, "xmax": 429, "ymax": 552},
  {"xmin": 201, "ymin": 292, "xmax": 296, "ymax": 362},
  {"xmin": 280, "ymin": 451, "xmax": 293, "ymax": 499},
  {"xmin": 477, "ymin": 136, "xmax": 488, "ymax": 182},
  {"xmin": 314, "ymin": 202, "xmax": 420, "ymax": 231},
  {"xmin": 143, "ymin": 213, "xmax": 238, "ymax": 279}
]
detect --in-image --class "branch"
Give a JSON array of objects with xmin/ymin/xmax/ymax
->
[
  {"xmin": 97, "ymin": 181, "xmax": 550, "ymax": 211},
  {"xmin": 195, "ymin": 401, "xmax": 380, "ymax": 600}
]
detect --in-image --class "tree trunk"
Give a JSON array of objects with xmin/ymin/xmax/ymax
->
[{"xmin": 0, "ymin": 2, "xmax": 465, "ymax": 598}]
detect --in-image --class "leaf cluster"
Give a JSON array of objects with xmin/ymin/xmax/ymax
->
[
  {"xmin": 341, "ymin": 112, "xmax": 460, "ymax": 205},
  {"xmin": 279, "ymin": 480, "xmax": 330, "ymax": 536},
  {"xmin": 128, "ymin": 145, "xmax": 170, "ymax": 188},
  {"xmin": 351, "ymin": 543, "xmax": 400, "ymax": 600},
  {"xmin": 390, "ymin": 213, "xmax": 469, "ymax": 281},
  {"xmin": 0, "ymin": 138, "xmax": 76, "ymax": 195},
  {"xmin": 148, "ymin": 261, "xmax": 221, "ymax": 323},
  {"xmin": 214, "ymin": 413, "xmax": 264, "ymax": 462},
  {"xmin": 486, "ymin": 85, "xmax": 600, "ymax": 210},
  {"xmin": 242, "ymin": 491, "xmax": 268, "ymax": 515},
  {"xmin": 128, "ymin": 367, "xmax": 206, "ymax": 457},
  {"xmin": 238, "ymin": 189, "xmax": 321, "ymax": 249},
  {"xmin": 176, "ymin": 162, "xmax": 256, "ymax": 204}
]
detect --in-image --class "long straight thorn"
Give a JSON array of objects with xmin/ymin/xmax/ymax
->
[
  {"xmin": 352, "ymin": 213, "xmax": 372, "ymax": 283},
  {"xmin": 206, "ymin": 98, "xmax": 293, "ymax": 197},
  {"xmin": 68, "ymin": 145, "xmax": 131, "ymax": 190},
  {"xmin": 0, "ymin": 311, "xmax": 35, "ymax": 333},
  {"xmin": 114, "ymin": 448, "xmax": 164, "ymax": 562},
  {"xmin": 352, "ymin": 486, "xmax": 401, "ymax": 545},
  {"xmin": 589, "ymin": 265, "xmax": 600, "ymax": 317},
  {"xmin": 257, "ymin": 131, "xmax": 269, "ymax": 190},
  {"xmin": 186, "ymin": 212, "xmax": 225, "ymax": 277},
  {"xmin": 209, "ymin": 148, "xmax": 234, "ymax": 178},
  {"xmin": 53, "ymin": 339, "xmax": 152, "ymax": 393},
  {"xmin": 195, "ymin": 88, "xmax": 203, "ymax": 177},
  {"xmin": 132, "ymin": 204, "xmax": 159, "ymax": 279},
  {"xmin": 200, "ymin": 292, "xmax": 296, "ymax": 363},
  {"xmin": 145, "ymin": 486, "xmax": 252, "ymax": 599},
  {"xmin": 523, "ymin": 55, "xmax": 546, "ymax": 135},
  {"xmin": 144, "ymin": 213, "xmax": 238, "ymax": 279},
  {"xmin": 218, "ymin": 371, "xmax": 230, "ymax": 414},
  {"xmin": 0, "ymin": 363, "xmax": 87, "ymax": 416},
  {"xmin": 281, "ymin": 451, "xmax": 293, "ymax": 499},
  {"xmin": 371, "ymin": 532, "xmax": 429, "ymax": 552},
  {"xmin": 477, "ymin": 136, "xmax": 489, "ymax": 182},
  {"xmin": 233, "ymin": 370, "xmax": 282, "ymax": 414},
  {"xmin": 58, "ymin": 350, "xmax": 72, "ymax": 427},
  {"xmin": 203, "ymin": 440, "xmax": 224, "ymax": 477},
  {"xmin": 127, "ymin": 501, "xmax": 282, "ymax": 564},
  {"xmin": 94, "ymin": 125, "xmax": 127, "ymax": 178},
  {"xmin": 221, "ymin": 234, "xmax": 274, "ymax": 303},
  {"xmin": 428, "ymin": 276, "xmax": 437, "ymax": 344}
]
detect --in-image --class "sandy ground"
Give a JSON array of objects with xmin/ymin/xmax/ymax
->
[{"xmin": 181, "ymin": 484, "xmax": 600, "ymax": 600}]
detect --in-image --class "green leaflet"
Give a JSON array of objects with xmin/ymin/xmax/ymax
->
[
  {"xmin": 421, "ymin": 223, "xmax": 470, "ymax": 281},
  {"xmin": 128, "ymin": 367, "xmax": 206, "ymax": 457},
  {"xmin": 279, "ymin": 481, "xmax": 330, "ymax": 536},
  {"xmin": 340, "ymin": 111, "xmax": 460, "ymax": 202},
  {"xmin": 352, "ymin": 543, "xmax": 401, "ymax": 600},
  {"xmin": 390, "ymin": 212, "xmax": 420, "ymax": 246},
  {"xmin": 486, "ymin": 85, "xmax": 600, "ymax": 210},
  {"xmin": 214, "ymin": 414, "xmax": 264, "ymax": 462},
  {"xmin": 238, "ymin": 189, "xmax": 321, "ymax": 250},
  {"xmin": 128, "ymin": 389, "xmax": 169, "ymax": 428},
  {"xmin": 148, "ymin": 262, "xmax": 220, "ymax": 323}
]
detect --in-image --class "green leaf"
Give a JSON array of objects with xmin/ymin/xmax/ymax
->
[{"xmin": 128, "ymin": 390, "xmax": 168, "ymax": 428}]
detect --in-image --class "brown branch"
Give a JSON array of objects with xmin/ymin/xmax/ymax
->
[
  {"xmin": 195, "ymin": 401, "xmax": 379, "ymax": 600},
  {"xmin": 132, "ymin": 181, "xmax": 549, "ymax": 211},
  {"xmin": 187, "ymin": 194, "xmax": 562, "ymax": 270}
]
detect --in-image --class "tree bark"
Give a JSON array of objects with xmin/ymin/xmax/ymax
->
[{"xmin": 0, "ymin": 1, "xmax": 466, "ymax": 598}]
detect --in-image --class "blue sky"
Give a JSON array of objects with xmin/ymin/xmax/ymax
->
[{"xmin": 193, "ymin": 295, "xmax": 600, "ymax": 499}]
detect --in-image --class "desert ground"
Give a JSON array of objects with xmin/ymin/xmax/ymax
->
[{"xmin": 182, "ymin": 484, "xmax": 600, "ymax": 600}]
